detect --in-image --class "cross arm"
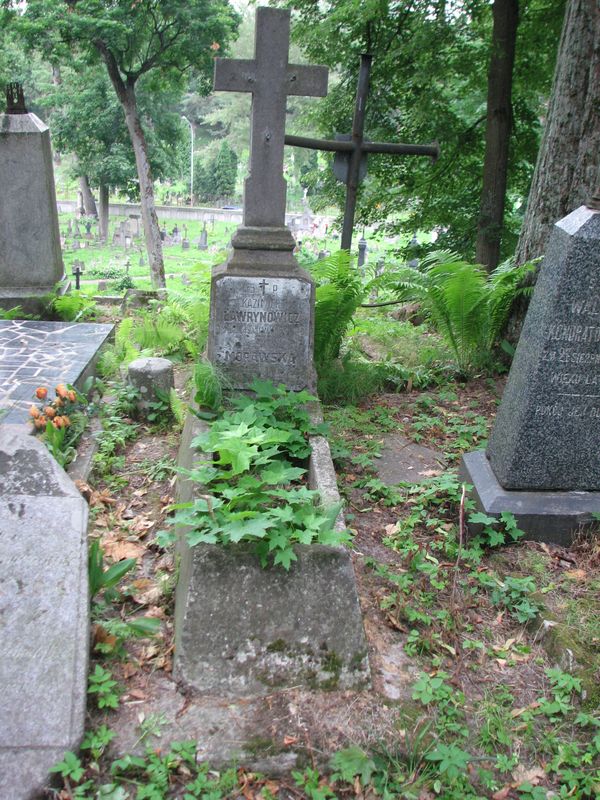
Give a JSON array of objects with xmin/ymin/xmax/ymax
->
[
  {"xmin": 284, "ymin": 133, "xmax": 439, "ymax": 161},
  {"xmin": 214, "ymin": 58, "xmax": 256, "ymax": 92},
  {"xmin": 286, "ymin": 64, "xmax": 328, "ymax": 97}
]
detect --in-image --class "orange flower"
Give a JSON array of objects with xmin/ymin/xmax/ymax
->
[
  {"xmin": 55, "ymin": 384, "xmax": 68, "ymax": 399},
  {"xmin": 44, "ymin": 406, "xmax": 57, "ymax": 419},
  {"xmin": 62, "ymin": 415, "xmax": 71, "ymax": 426},
  {"xmin": 67, "ymin": 390, "xmax": 77, "ymax": 403},
  {"xmin": 53, "ymin": 416, "xmax": 64, "ymax": 428},
  {"xmin": 29, "ymin": 405, "xmax": 40, "ymax": 418},
  {"xmin": 54, "ymin": 397, "xmax": 64, "ymax": 408},
  {"xmin": 34, "ymin": 416, "xmax": 47, "ymax": 429},
  {"xmin": 35, "ymin": 387, "xmax": 48, "ymax": 400}
]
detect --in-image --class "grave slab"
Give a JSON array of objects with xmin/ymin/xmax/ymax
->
[
  {"xmin": 174, "ymin": 413, "xmax": 370, "ymax": 697},
  {"xmin": 375, "ymin": 434, "xmax": 446, "ymax": 485},
  {"xmin": 0, "ymin": 428, "xmax": 89, "ymax": 800},
  {"xmin": 0, "ymin": 319, "xmax": 114, "ymax": 427}
]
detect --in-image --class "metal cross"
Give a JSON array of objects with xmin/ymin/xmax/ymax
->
[
  {"xmin": 285, "ymin": 55, "xmax": 439, "ymax": 250},
  {"xmin": 72, "ymin": 261, "xmax": 84, "ymax": 290},
  {"xmin": 214, "ymin": 7, "xmax": 328, "ymax": 229}
]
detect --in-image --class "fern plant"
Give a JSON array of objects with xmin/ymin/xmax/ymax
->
[
  {"xmin": 371, "ymin": 251, "xmax": 535, "ymax": 376},
  {"xmin": 310, "ymin": 250, "xmax": 365, "ymax": 372}
]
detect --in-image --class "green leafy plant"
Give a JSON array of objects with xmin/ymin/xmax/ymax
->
[
  {"xmin": 311, "ymin": 250, "xmax": 365, "ymax": 372},
  {"xmin": 52, "ymin": 291, "xmax": 97, "ymax": 321},
  {"xmin": 372, "ymin": 251, "xmax": 535, "ymax": 375},
  {"xmin": 88, "ymin": 664, "xmax": 122, "ymax": 709},
  {"xmin": 160, "ymin": 381, "xmax": 348, "ymax": 569},
  {"xmin": 88, "ymin": 539, "xmax": 136, "ymax": 602}
]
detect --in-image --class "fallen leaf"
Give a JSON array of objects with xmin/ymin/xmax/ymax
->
[
  {"xmin": 283, "ymin": 735, "xmax": 298, "ymax": 746},
  {"xmin": 564, "ymin": 568, "xmax": 587, "ymax": 581},
  {"xmin": 103, "ymin": 540, "xmax": 145, "ymax": 561},
  {"xmin": 492, "ymin": 786, "xmax": 511, "ymax": 800},
  {"xmin": 511, "ymin": 765, "xmax": 546, "ymax": 786},
  {"xmin": 93, "ymin": 624, "xmax": 118, "ymax": 649},
  {"xmin": 510, "ymin": 702, "xmax": 540, "ymax": 718},
  {"xmin": 122, "ymin": 662, "xmax": 139, "ymax": 679},
  {"xmin": 127, "ymin": 688, "xmax": 147, "ymax": 701}
]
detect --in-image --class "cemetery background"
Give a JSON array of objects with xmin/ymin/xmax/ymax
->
[{"xmin": 1, "ymin": 1, "xmax": 600, "ymax": 798}]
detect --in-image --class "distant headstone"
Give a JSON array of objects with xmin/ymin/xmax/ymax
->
[
  {"xmin": 160, "ymin": 226, "xmax": 167, "ymax": 242},
  {"xmin": 181, "ymin": 273, "xmax": 191, "ymax": 286},
  {"xmin": 97, "ymin": 279, "xmax": 108, "ymax": 292},
  {"xmin": 128, "ymin": 213, "xmax": 141, "ymax": 237},
  {"xmin": 139, "ymin": 254, "xmax": 145, "ymax": 267},
  {"xmin": 318, "ymin": 250, "xmax": 327, "ymax": 261},
  {"xmin": 182, "ymin": 238, "xmax": 190, "ymax": 250},
  {"xmin": 199, "ymin": 227, "xmax": 208, "ymax": 250},
  {"xmin": 357, "ymin": 236, "xmax": 367, "ymax": 268},
  {"xmin": 0, "ymin": 83, "xmax": 66, "ymax": 310},
  {"xmin": 461, "ymin": 203, "xmax": 600, "ymax": 544},
  {"xmin": 67, "ymin": 219, "xmax": 73, "ymax": 234},
  {"xmin": 73, "ymin": 219, "xmax": 81, "ymax": 239}
]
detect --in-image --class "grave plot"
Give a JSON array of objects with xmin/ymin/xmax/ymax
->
[{"xmin": 0, "ymin": 320, "xmax": 113, "ymax": 426}]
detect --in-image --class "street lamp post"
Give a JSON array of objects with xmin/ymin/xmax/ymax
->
[{"xmin": 181, "ymin": 115, "xmax": 194, "ymax": 205}]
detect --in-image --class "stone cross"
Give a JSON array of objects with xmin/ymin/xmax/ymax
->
[
  {"xmin": 214, "ymin": 7, "xmax": 327, "ymax": 228},
  {"xmin": 285, "ymin": 55, "xmax": 439, "ymax": 250}
]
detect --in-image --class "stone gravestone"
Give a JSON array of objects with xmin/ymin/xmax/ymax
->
[
  {"xmin": 461, "ymin": 202, "xmax": 600, "ymax": 544},
  {"xmin": 207, "ymin": 7, "xmax": 328, "ymax": 391},
  {"xmin": 0, "ymin": 428, "xmax": 88, "ymax": 799},
  {"xmin": 198, "ymin": 224, "xmax": 208, "ymax": 250},
  {"xmin": 175, "ymin": 7, "xmax": 369, "ymax": 698},
  {"xmin": 0, "ymin": 84, "xmax": 66, "ymax": 311}
]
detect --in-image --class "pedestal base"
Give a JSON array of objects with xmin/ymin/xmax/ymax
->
[{"xmin": 459, "ymin": 450, "xmax": 600, "ymax": 546}]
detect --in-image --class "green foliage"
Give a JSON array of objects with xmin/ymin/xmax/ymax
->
[
  {"xmin": 160, "ymin": 381, "xmax": 347, "ymax": 569},
  {"xmin": 51, "ymin": 291, "xmax": 97, "ymax": 322},
  {"xmin": 97, "ymin": 318, "xmax": 142, "ymax": 378},
  {"xmin": 195, "ymin": 140, "xmax": 239, "ymax": 201},
  {"xmin": 42, "ymin": 419, "xmax": 78, "ymax": 468},
  {"xmin": 311, "ymin": 250, "xmax": 365, "ymax": 371},
  {"xmin": 88, "ymin": 538, "xmax": 136, "ymax": 602},
  {"xmin": 476, "ymin": 572, "xmax": 542, "ymax": 623},
  {"xmin": 88, "ymin": 664, "xmax": 122, "ymax": 710},
  {"xmin": 468, "ymin": 510, "xmax": 525, "ymax": 548},
  {"xmin": 193, "ymin": 359, "xmax": 226, "ymax": 411},
  {"xmin": 374, "ymin": 252, "xmax": 535, "ymax": 375}
]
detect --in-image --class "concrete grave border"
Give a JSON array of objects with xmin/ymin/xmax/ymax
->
[{"xmin": 173, "ymin": 408, "xmax": 370, "ymax": 696}]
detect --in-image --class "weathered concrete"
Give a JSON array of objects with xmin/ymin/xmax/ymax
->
[
  {"xmin": 0, "ymin": 110, "xmax": 65, "ymax": 306},
  {"xmin": 128, "ymin": 357, "xmax": 174, "ymax": 417},
  {"xmin": 376, "ymin": 434, "xmax": 446, "ymax": 485},
  {"xmin": 174, "ymin": 411, "xmax": 369, "ymax": 697},
  {"xmin": 0, "ymin": 428, "xmax": 88, "ymax": 800},
  {"xmin": 460, "ymin": 450, "xmax": 600, "ymax": 546}
]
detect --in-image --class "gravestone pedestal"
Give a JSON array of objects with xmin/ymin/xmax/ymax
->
[
  {"xmin": 461, "ymin": 205, "xmax": 600, "ymax": 543},
  {"xmin": 208, "ymin": 227, "xmax": 315, "ymax": 390},
  {"xmin": 0, "ymin": 92, "xmax": 67, "ymax": 312}
]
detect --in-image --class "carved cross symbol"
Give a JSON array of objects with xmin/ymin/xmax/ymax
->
[
  {"xmin": 214, "ymin": 7, "xmax": 327, "ymax": 229},
  {"xmin": 258, "ymin": 279, "xmax": 269, "ymax": 294}
]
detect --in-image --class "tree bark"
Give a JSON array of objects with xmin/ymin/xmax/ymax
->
[
  {"xmin": 79, "ymin": 175, "xmax": 98, "ymax": 217},
  {"xmin": 505, "ymin": 0, "xmax": 599, "ymax": 342},
  {"xmin": 475, "ymin": 0, "xmax": 519, "ymax": 271},
  {"xmin": 514, "ymin": 0, "xmax": 600, "ymax": 264},
  {"xmin": 98, "ymin": 183, "xmax": 109, "ymax": 241},
  {"xmin": 96, "ymin": 44, "xmax": 166, "ymax": 290}
]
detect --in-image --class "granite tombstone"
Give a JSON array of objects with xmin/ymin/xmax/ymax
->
[
  {"xmin": 0, "ymin": 84, "xmax": 66, "ymax": 310},
  {"xmin": 207, "ymin": 7, "xmax": 328, "ymax": 391},
  {"xmin": 461, "ymin": 202, "xmax": 600, "ymax": 543}
]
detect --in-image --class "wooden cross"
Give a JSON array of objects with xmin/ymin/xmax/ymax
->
[
  {"xmin": 214, "ymin": 7, "xmax": 328, "ymax": 229},
  {"xmin": 285, "ymin": 55, "xmax": 439, "ymax": 250}
]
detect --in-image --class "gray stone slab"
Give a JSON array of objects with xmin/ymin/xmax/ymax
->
[
  {"xmin": 460, "ymin": 450, "xmax": 600, "ymax": 546},
  {"xmin": 127, "ymin": 356, "xmax": 174, "ymax": 417},
  {"xmin": 174, "ymin": 412, "xmax": 369, "ymax": 696},
  {"xmin": 0, "ymin": 112, "xmax": 64, "ymax": 295},
  {"xmin": 375, "ymin": 434, "xmax": 446, "ymax": 485},
  {"xmin": 487, "ymin": 206, "xmax": 600, "ymax": 491},
  {"xmin": 0, "ymin": 429, "xmax": 88, "ymax": 800},
  {"xmin": 0, "ymin": 320, "xmax": 114, "ymax": 427},
  {"xmin": 208, "ymin": 271, "xmax": 314, "ymax": 391}
]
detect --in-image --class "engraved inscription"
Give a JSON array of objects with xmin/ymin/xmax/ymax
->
[
  {"xmin": 539, "ymin": 291, "xmax": 600, "ymax": 416},
  {"xmin": 209, "ymin": 275, "xmax": 313, "ymax": 390}
]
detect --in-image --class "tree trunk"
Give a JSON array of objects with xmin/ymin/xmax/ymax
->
[
  {"xmin": 99, "ymin": 184, "xmax": 109, "ymax": 241},
  {"xmin": 51, "ymin": 65, "xmax": 62, "ymax": 165},
  {"xmin": 79, "ymin": 175, "xmax": 98, "ymax": 217},
  {"xmin": 515, "ymin": 0, "xmax": 599, "ymax": 264},
  {"xmin": 475, "ymin": 0, "xmax": 519, "ymax": 271},
  {"xmin": 97, "ymin": 45, "xmax": 166, "ymax": 290},
  {"xmin": 505, "ymin": 0, "xmax": 599, "ymax": 342}
]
